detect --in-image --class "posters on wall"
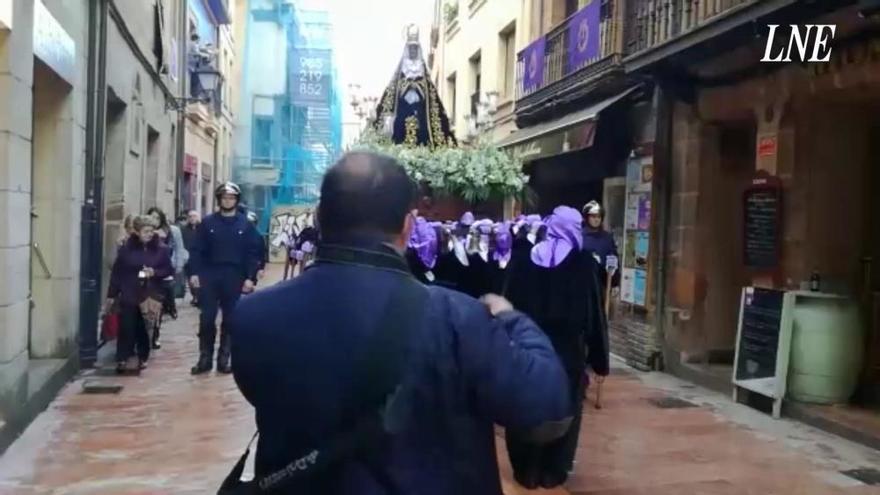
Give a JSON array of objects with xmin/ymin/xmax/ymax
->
[{"xmin": 621, "ymin": 157, "xmax": 653, "ymax": 307}]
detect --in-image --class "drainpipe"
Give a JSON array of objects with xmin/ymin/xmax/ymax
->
[
  {"xmin": 78, "ymin": 0, "xmax": 108, "ymax": 367},
  {"xmin": 175, "ymin": 0, "xmax": 187, "ymax": 216},
  {"xmin": 652, "ymin": 82, "xmax": 674, "ymax": 372}
]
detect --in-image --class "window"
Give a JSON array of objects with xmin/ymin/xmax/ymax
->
[
  {"xmin": 446, "ymin": 73, "xmax": 457, "ymax": 122},
  {"xmin": 253, "ymin": 117, "xmax": 273, "ymax": 160},
  {"xmin": 469, "ymin": 52, "xmax": 481, "ymax": 117},
  {"xmin": 499, "ymin": 23, "xmax": 516, "ymax": 99}
]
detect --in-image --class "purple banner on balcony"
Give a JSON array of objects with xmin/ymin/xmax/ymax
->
[
  {"xmin": 568, "ymin": 0, "xmax": 601, "ymax": 70},
  {"xmin": 521, "ymin": 36, "xmax": 546, "ymax": 93}
]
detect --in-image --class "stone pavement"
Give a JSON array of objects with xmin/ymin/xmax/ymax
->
[{"xmin": 0, "ymin": 265, "xmax": 878, "ymax": 494}]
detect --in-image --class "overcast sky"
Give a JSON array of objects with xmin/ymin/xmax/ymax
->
[{"xmin": 312, "ymin": 0, "xmax": 435, "ymax": 143}]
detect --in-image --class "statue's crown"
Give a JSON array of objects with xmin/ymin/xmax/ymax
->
[{"xmin": 406, "ymin": 24, "xmax": 419, "ymax": 43}]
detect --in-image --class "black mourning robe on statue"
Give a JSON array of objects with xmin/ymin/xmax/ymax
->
[
  {"xmin": 375, "ymin": 65, "xmax": 456, "ymax": 148},
  {"xmin": 502, "ymin": 248, "xmax": 610, "ymax": 489}
]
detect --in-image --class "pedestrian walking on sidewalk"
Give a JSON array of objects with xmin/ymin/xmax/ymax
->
[
  {"xmin": 188, "ymin": 182, "xmax": 262, "ymax": 375},
  {"xmin": 226, "ymin": 152, "xmax": 571, "ymax": 495},
  {"xmin": 181, "ymin": 209, "xmax": 201, "ymax": 306},
  {"xmin": 246, "ymin": 210, "xmax": 268, "ymax": 283},
  {"xmin": 106, "ymin": 215, "xmax": 173, "ymax": 373},
  {"xmin": 147, "ymin": 207, "xmax": 189, "ymax": 349}
]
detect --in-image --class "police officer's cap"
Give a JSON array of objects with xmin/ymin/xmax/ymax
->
[
  {"xmin": 215, "ymin": 182, "xmax": 241, "ymax": 200},
  {"xmin": 583, "ymin": 200, "xmax": 603, "ymax": 216}
]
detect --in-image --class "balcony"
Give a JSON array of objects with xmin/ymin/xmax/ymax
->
[
  {"xmin": 513, "ymin": 0, "xmax": 770, "ymax": 122},
  {"xmin": 515, "ymin": 0, "xmax": 625, "ymax": 119},
  {"xmin": 626, "ymin": 0, "xmax": 754, "ymax": 54}
]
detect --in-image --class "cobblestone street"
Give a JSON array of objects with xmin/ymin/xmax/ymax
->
[{"xmin": 0, "ymin": 270, "xmax": 879, "ymax": 494}]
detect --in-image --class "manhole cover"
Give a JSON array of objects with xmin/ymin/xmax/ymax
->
[
  {"xmin": 647, "ymin": 396, "xmax": 699, "ymax": 409},
  {"xmin": 91, "ymin": 368, "xmax": 122, "ymax": 377},
  {"xmin": 842, "ymin": 468, "xmax": 880, "ymax": 485},
  {"xmin": 82, "ymin": 380, "xmax": 123, "ymax": 395}
]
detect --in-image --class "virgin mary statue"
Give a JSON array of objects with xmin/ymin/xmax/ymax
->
[{"xmin": 374, "ymin": 25, "xmax": 457, "ymax": 148}]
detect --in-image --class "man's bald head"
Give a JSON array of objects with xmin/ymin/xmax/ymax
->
[{"xmin": 318, "ymin": 152, "xmax": 417, "ymax": 242}]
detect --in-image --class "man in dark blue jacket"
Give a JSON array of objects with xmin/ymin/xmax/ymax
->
[
  {"xmin": 189, "ymin": 182, "xmax": 261, "ymax": 375},
  {"xmin": 231, "ymin": 152, "xmax": 571, "ymax": 494}
]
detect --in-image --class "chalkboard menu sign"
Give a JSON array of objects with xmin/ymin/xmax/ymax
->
[
  {"xmin": 743, "ymin": 174, "xmax": 782, "ymax": 269},
  {"xmin": 735, "ymin": 287, "xmax": 785, "ymax": 381}
]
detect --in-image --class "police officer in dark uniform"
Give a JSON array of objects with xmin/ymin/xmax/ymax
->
[
  {"xmin": 189, "ymin": 182, "xmax": 262, "ymax": 375},
  {"xmin": 582, "ymin": 200, "xmax": 620, "ymax": 295}
]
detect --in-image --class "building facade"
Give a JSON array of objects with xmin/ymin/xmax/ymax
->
[
  {"xmin": 0, "ymin": 0, "xmax": 88, "ymax": 448},
  {"xmin": 455, "ymin": 0, "xmax": 880, "ymax": 448},
  {"xmin": 182, "ymin": 0, "xmax": 234, "ymax": 216},
  {"xmin": 428, "ymin": 0, "xmax": 527, "ymax": 145},
  {"xmin": 0, "ymin": 0, "xmax": 195, "ymax": 452},
  {"xmin": 232, "ymin": 0, "xmax": 342, "ymax": 236},
  {"xmin": 101, "ymin": 0, "xmax": 187, "ymax": 280}
]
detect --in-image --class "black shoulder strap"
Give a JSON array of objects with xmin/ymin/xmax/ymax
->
[{"xmin": 219, "ymin": 276, "xmax": 428, "ymax": 495}]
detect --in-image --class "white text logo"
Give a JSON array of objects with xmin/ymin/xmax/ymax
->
[{"xmin": 761, "ymin": 25, "xmax": 836, "ymax": 63}]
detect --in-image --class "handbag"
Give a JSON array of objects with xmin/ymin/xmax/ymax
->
[
  {"xmin": 139, "ymin": 296, "xmax": 164, "ymax": 334},
  {"xmin": 219, "ymin": 260, "xmax": 427, "ymax": 494},
  {"xmin": 101, "ymin": 311, "xmax": 119, "ymax": 342}
]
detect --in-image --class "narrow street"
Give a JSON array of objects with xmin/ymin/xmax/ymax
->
[{"xmin": 0, "ymin": 267, "xmax": 876, "ymax": 494}]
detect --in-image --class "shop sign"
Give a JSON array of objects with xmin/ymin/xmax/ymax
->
[
  {"xmin": 0, "ymin": 0, "xmax": 12, "ymax": 30},
  {"xmin": 743, "ymin": 172, "xmax": 782, "ymax": 269},
  {"xmin": 732, "ymin": 286, "xmax": 788, "ymax": 418},
  {"xmin": 238, "ymin": 167, "xmax": 280, "ymax": 186},
  {"xmin": 33, "ymin": 0, "xmax": 75, "ymax": 85},
  {"xmin": 184, "ymin": 153, "xmax": 198, "ymax": 174},
  {"xmin": 511, "ymin": 121, "xmax": 596, "ymax": 163},
  {"xmin": 757, "ymin": 136, "xmax": 778, "ymax": 158},
  {"xmin": 290, "ymin": 48, "xmax": 331, "ymax": 104}
]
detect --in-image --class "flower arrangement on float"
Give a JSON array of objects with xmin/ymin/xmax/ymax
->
[{"xmin": 352, "ymin": 129, "xmax": 528, "ymax": 203}]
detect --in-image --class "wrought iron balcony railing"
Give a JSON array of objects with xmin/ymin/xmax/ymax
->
[
  {"xmin": 626, "ymin": 0, "xmax": 753, "ymax": 54},
  {"xmin": 513, "ymin": 0, "xmax": 757, "ymax": 104},
  {"xmin": 515, "ymin": 0, "xmax": 623, "ymax": 101}
]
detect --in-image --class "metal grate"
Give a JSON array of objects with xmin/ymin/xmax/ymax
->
[
  {"xmin": 81, "ymin": 380, "xmax": 124, "ymax": 395},
  {"xmin": 842, "ymin": 468, "xmax": 880, "ymax": 485},
  {"xmin": 647, "ymin": 396, "xmax": 699, "ymax": 409}
]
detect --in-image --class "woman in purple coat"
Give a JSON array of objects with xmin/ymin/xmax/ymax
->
[{"xmin": 106, "ymin": 215, "xmax": 174, "ymax": 373}]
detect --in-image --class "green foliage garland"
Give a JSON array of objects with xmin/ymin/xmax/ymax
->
[{"xmin": 352, "ymin": 130, "xmax": 527, "ymax": 203}]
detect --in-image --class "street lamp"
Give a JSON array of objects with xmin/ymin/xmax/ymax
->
[
  {"xmin": 166, "ymin": 68, "xmax": 224, "ymax": 111},
  {"xmin": 349, "ymin": 85, "xmax": 380, "ymax": 133},
  {"xmin": 196, "ymin": 68, "xmax": 223, "ymax": 93}
]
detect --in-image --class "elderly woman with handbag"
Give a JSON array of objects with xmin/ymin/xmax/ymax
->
[{"xmin": 106, "ymin": 215, "xmax": 174, "ymax": 373}]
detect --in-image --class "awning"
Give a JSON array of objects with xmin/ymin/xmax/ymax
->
[{"xmin": 498, "ymin": 86, "xmax": 639, "ymax": 162}]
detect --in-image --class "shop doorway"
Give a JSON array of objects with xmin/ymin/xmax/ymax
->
[
  {"xmin": 29, "ymin": 60, "xmax": 73, "ymax": 358},
  {"xmin": 682, "ymin": 122, "xmax": 755, "ymax": 378},
  {"xmin": 100, "ymin": 92, "xmax": 127, "ymax": 299}
]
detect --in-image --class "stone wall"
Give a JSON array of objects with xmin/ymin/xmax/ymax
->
[
  {"xmin": 0, "ymin": 0, "xmax": 88, "ymax": 422},
  {"xmin": 609, "ymin": 313, "xmax": 661, "ymax": 371}
]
